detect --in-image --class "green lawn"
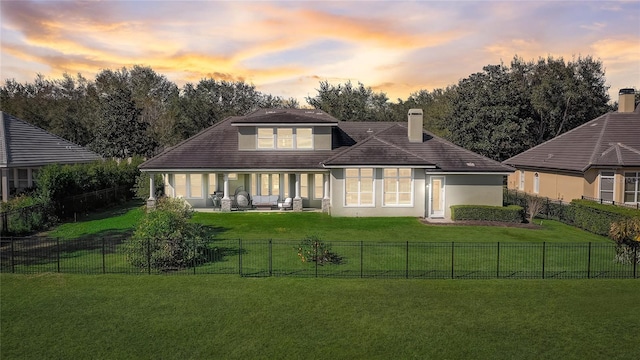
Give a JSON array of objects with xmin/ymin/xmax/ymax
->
[
  {"xmin": 4, "ymin": 204, "xmax": 621, "ymax": 278},
  {"xmin": 1, "ymin": 274, "xmax": 638, "ymax": 360}
]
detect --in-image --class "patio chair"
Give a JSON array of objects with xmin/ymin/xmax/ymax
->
[{"xmin": 278, "ymin": 197, "xmax": 293, "ymax": 210}]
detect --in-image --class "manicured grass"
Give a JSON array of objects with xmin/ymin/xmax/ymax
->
[
  {"xmin": 193, "ymin": 212, "xmax": 610, "ymax": 243},
  {"xmin": 46, "ymin": 200, "xmax": 145, "ymax": 240},
  {"xmin": 1, "ymin": 274, "xmax": 638, "ymax": 359}
]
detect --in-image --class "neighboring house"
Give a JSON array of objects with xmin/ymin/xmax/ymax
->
[
  {"xmin": 503, "ymin": 88, "xmax": 640, "ymax": 205},
  {"xmin": 0, "ymin": 112, "xmax": 102, "ymax": 202},
  {"xmin": 139, "ymin": 108, "xmax": 514, "ymax": 219}
]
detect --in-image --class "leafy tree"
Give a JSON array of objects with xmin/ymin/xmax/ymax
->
[
  {"xmin": 392, "ymin": 87, "xmax": 456, "ymax": 137},
  {"xmin": 91, "ymin": 86, "xmax": 157, "ymax": 157},
  {"xmin": 306, "ymin": 80, "xmax": 394, "ymax": 121},
  {"xmin": 123, "ymin": 198, "xmax": 209, "ymax": 271}
]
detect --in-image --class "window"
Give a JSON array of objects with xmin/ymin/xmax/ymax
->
[
  {"xmin": 519, "ymin": 170, "xmax": 525, "ymax": 190},
  {"xmin": 189, "ymin": 174, "xmax": 203, "ymax": 198},
  {"xmin": 300, "ymin": 174, "xmax": 308, "ymax": 198},
  {"xmin": 208, "ymin": 174, "xmax": 217, "ymax": 195},
  {"xmin": 257, "ymin": 127, "xmax": 314, "ymax": 150},
  {"xmin": 314, "ymin": 174, "xmax": 324, "ymax": 199},
  {"xmin": 345, "ymin": 168, "xmax": 374, "ymax": 206},
  {"xmin": 533, "ymin": 173, "xmax": 539, "ymax": 194},
  {"xmin": 258, "ymin": 128, "xmax": 274, "ymax": 149},
  {"xmin": 174, "ymin": 174, "xmax": 186, "ymax": 197},
  {"xmin": 624, "ymin": 172, "xmax": 639, "ymax": 203},
  {"xmin": 260, "ymin": 174, "xmax": 280, "ymax": 196},
  {"xmin": 17, "ymin": 169, "xmax": 28, "ymax": 190},
  {"xmin": 383, "ymin": 168, "xmax": 412, "ymax": 206},
  {"xmin": 599, "ymin": 171, "xmax": 615, "ymax": 202},
  {"xmin": 296, "ymin": 128, "xmax": 313, "ymax": 149},
  {"xmin": 277, "ymin": 128, "xmax": 293, "ymax": 149}
]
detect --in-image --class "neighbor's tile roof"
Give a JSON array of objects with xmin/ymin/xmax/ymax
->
[
  {"xmin": 503, "ymin": 105, "xmax": 640, "ymax": 173},
  {"xmin": 140, "ymin": 109, "xmax": 514, "ymax": 173},
  {"xmin": 232, "ymin": 108, "xmax": 339, "ymax": 124},
  {"xmin": 0, "ymin": 112, "xmax": 102, "ymax": 168}
]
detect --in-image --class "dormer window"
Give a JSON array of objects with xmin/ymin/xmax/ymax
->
[{"xmin": 257, "ymin": 127, "xmax": 314, "ymax": 150}]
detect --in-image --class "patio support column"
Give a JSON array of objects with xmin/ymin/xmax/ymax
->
[
  {"xmin": 322, "ymin": 173, "xmax": 330, "ymax": 214},
  {"xmin": 293, "ymin": 173, "xmax": 303, "ymax": 212},
  {"xmin": 221, "ymin": 173, "xmax": 232, "ymax": 212},
  {"xmin": 147, "ymin": 173, "xmax": 157, "ymax": 209}
]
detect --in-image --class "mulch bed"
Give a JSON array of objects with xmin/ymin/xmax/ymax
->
[{"xmin": 422, "ymin": 219, "xmax": 542, "ymax": 229}]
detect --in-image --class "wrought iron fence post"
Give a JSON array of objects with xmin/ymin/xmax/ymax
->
[
  {"xmin": 496, "ymin": 242, "xmax": 500, "ymax": 278},
  {"xmin": 268, "ymin": 239, "xmax": 272, "ymax": 277},
  {"xmin": 10, "ymin": 237, "xmax": 15, "ymax": 273},
  {"xmin": 56, "ymin": 237, "xmax": 61, "ymax": 273},
  {"xmin": 360, "ymin": 241, "xmax": 363, "ymax": 278},
  {"xmin": 451, "ymin": 242, "xmax": 455, "ymax": 279},
  {"xmin": 542, "ymin": 242, "xmax": 546, "ymax": 279},
  {"xmin": 405, "ymin": 241, "xmax": 409, "ymax": 279},
  {"xmin": 146, "ymin": 238, "xmax": 151, "ymax": 275},
  {"xmin": 587, "ymin": 242, "xmax": 591, "ymax": 279},
  {"xmin": 102, "ymin": 237, "xmax": 106, "ymax": 274},
  {"xmin": 238, "ymin": 239, "xmax": 242, "ymax": 276}
]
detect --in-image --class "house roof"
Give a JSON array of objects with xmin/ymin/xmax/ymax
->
[
  {"xmin": 503, "ymin": 105, "xmax": 640, "ymax": 173},
  {"xmin": 140, "ymin": 109, "xmax": 513, "ymax": 173},
  {"xmin": 231, "ymin": 108, "xmax": 339, "ymax": 125},
  {"xmin": 0, "ymin": 112, "xmax": 102, "ymax": 168}
]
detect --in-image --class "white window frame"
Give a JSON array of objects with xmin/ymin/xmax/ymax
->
[
  {"xmin": 256, "ymin": 127, "xmax": 314, "ymax": 150},
  {"xmin": 313, "ymin": 173, "xmax": 324, "ymax": 200},
  {"xmin": 624, "ymin": 172, "xmax": 639, "ymax": 204},
  {"xmin": 599, "ymin": 171, "xmax": 615, "ymax": 203},
  {"xmin": 519, "ymin": 170, "xmax": 525, "ymax": 191},
  {"xmin": 257, "ymin": 128, "xmax": 275, "ymax": 149},
  {"xmin": 533, "ymin": 172, "xmax": 539, "ymax": 194},
  {"xmin": 383, "ymin": 168, "xmax": 413, "ymax": 207},
  {"xmin": 259, "ymin": 173, "xmax": 280, "ymax": 196},
  {"xmin": 296, "ymin": 128, "xmax": 313, "ymax": 149},
  {"xmin": 188, "ymin": 174, "xmax": 203, "ymax": 199},
  {"xmin": 344, "ymin": 168, "xmax": 375, "ymax": 207}
]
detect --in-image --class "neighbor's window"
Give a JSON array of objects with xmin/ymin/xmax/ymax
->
[
  {"xmin": 258, "ymin": 128, "xmax": 274, "ymax": 149},
  {"xmin": 296, "ymin": 128, "xmax": 313, "ymax": 149},
  {"xmin": 174, "ymin": 174, "xmax": 186, "ymax": 198},
  {"xmin": 345, "ymin": 168, "xmax": 374, "ymax": 206},
  {"xmin": 314, "ymin": 174, "xmax": 324, "ymax": 199},
  {"xmin": 519, "ymin": 170, "xmax": 525, "ymax": 190},
  {"xmin": 383, "ymin": 168, "xmax": 412, "ymax": 206},
  {"xmin": 189, "ymin": 174, "xmax": 203, "ymax": 198},
  {"xmin": 533, "ymin": 173, "xmax": 540, "ymax": 194},
  {"xmin": 599, "ymin": 171, "xmax": 615, "ymax": 202},
  {"xmin": 624, "ymin": 172, "xmax": 639, "ymax": 203}
]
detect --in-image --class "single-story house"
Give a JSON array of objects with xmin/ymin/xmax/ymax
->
[
  {"xmin": 0, "ymin": 111, "xmax": 102, "ymax": 202},
  {"xmin": 139, "ymin": 108, "xmax": 514, "ymax": 219},
  {"xmin": 503, "ymin": 88, "xmax": 640, "ymax": 205}
]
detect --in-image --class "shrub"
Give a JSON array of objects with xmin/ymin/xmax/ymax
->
[
  {"xmin": 450, "ymin": 205, "xmax": 524, "ymax": 223},
  {"xmin": 0, "ymin": 195, "xmax": 52, "ymax": 234},
  {"xmin": 122, "ymin": 198, "xmax": 209, "ymax": 271},
  {"xmin": 609, "ymin": 218, "xmax": 640, "ymax": 265},
  {"xmin": 132, "ymin": 172, "xmax": 164, "ymax": 200},
  {"xmin": 296, "ymin": 235, "xmax": 342, "ymax": 265},
  {"xmin": 570, "ymin": 200, "xmax": 638, "ymax": 236}
]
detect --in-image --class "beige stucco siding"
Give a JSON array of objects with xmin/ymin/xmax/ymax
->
[
  {"xmin": 442, "ymin": 174, "xmax": 504, "ymax": 219},
  {"xmin": 507, "ymin": 167, "xmax": 640, "ymax": 203}
]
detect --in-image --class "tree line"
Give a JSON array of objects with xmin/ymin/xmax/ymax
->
[{"xmin": 2, "ymin": 55, "xmax": 633, "ymax": 162}]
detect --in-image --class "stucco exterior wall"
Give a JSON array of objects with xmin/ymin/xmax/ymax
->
[
  {"xmin": 441, "ymin": 174, "xmax": 505, "ymax": 219},
  {"xmin": 329, "ymin": 168, "xmax": 426, "ymax": 217}
]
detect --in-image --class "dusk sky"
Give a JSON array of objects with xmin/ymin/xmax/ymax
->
[{"xmin": 1, "ymin": 0, "xmax": 639, "ymax": 104}]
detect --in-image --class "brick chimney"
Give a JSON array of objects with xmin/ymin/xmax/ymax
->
[
  {"xmin": 618, "ymin": 88, "xmax": 636, "ymax": 113},
  {"xmin": 408, "ymin": 108, "xmax": 423, "ymax": 143}
]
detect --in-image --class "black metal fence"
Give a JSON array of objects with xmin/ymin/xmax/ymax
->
[
  {"xmin": 1, "ymin": 237, "xmax": 637, "ymax": 279},
  {"xmin": 0, "ymin": 186, "xmax": 132, "ymax": 235},
  {"xmin": 581, "ymin": 195, "xmax": 640, "ymax": 210}
]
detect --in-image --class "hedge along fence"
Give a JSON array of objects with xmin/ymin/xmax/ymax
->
[
  {"xmin": 450, "ymin": 205, "xmax": 524, "ymax": 223},
  {"xmin": 504, "ymin": 189, "xmax": 640, "ymax": 236}
]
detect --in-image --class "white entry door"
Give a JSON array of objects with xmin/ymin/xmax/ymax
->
[{"xmin": 430, "ymin": 176, "xmax": 445, "ymax": 218}]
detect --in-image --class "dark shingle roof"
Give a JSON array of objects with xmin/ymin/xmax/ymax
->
[
  {"xmin": 140, "ymin": 110, "xmax": 513, "ymax": 173},
  {"xmin": 0, "ymin": 112, "xmax": 102, "ymax": 168},
  {"xmin": 503, "ymin": 106, "xmax": 640, "ymax": 172},
  {"xmin": 232, "ymin": 109, "xmax": 339, "ymax": 124}
]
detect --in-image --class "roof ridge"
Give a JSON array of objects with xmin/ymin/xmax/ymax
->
[
  {"xmin": 618, "ymin": 142, "xmax": 640, "ymax": 156},
  {"xmin": 320, "ymin": 123, "xmax": 396, "ymax": 165},
  {"xmin": 588, "ymin": 113, "xmax": 610, "ymax": 166},
  {"xmin": 373, "ymin": 124, "xmax": 435, "ymax": 163}
]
